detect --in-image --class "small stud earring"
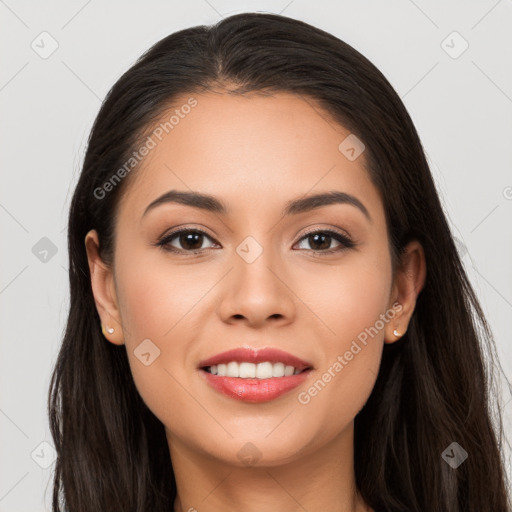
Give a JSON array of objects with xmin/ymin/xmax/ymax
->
[
  {"xmin": 102, "ymin": 324, "xmax": 115, "ymax": 336},
  {"xmin": 393, "ymin": 329, "xmax": 401, "ymax": 337}
]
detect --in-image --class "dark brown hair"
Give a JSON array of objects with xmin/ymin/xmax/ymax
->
[{"xmin": 48, "ymin": 12, "xmax": 511, "ymax": 511}]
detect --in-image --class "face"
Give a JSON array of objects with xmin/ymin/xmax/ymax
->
[{"xmin": 86, "ymin": 90, "xmax": 422, "ymax": 468}]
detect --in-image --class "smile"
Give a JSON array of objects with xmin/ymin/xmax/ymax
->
[{"xmin": 198, "ymin": 347, "xmax": 313, "ymax": 403}]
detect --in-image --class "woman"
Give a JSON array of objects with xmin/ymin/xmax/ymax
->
[{"xmin": 48, "ymin": 12, "xmax": 511, "ymax": 511}]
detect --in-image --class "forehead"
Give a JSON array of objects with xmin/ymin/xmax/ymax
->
[{"xmin": 118, "ymin": 91, "xmax": 383, "ymax": 224}]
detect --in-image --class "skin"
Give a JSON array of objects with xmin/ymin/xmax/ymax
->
[{"xmin": 85, "ymin": 90, "xmax": 426, "ymax": 512}]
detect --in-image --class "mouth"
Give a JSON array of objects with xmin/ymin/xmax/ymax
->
[{"xmin": 198, "ymin": 347, "xmax": 313, "ymax": 403}]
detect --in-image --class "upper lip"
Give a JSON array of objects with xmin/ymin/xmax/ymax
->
[{"xmin": 198, "ymin": 347, "xmax": 313, "ymax": 372}]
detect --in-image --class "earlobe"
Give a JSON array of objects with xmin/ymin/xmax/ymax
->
[
  {"xmin": 385, "ymin": 240, "xmax": 426, "ymax": 344},
  {"xmin": 84, "ymin": 229, "xmax": 124, "ymax": 345}
]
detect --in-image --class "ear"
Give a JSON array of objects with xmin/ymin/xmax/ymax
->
[
  {"xmin": 84, "ymin": 229, "xmax": 124, "ymax": 345},
  {"xmin": 385, "ymin": 240, "xmax": 427, "ymax": 344}
]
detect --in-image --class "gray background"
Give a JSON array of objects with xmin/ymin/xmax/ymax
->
[{"xmin": 1, "ymin": 0, "xmax": 511, "ymax": 509}]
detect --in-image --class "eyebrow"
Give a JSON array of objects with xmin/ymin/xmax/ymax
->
[{"xmin": 142, "ymin": 189, "xmax": 371, "ymax": 222}]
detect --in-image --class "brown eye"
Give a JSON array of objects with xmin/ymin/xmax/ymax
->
[
  {"xmin": 176, "ymin": 232, "xmax": 205, "ymax": 251},
  {"xmin": 295, "ymin": 230, "xmax": 355, "ymax": 253},
  {"xmin": 156, "ymin": 229, "xmax": 217, "ymax": 253}
]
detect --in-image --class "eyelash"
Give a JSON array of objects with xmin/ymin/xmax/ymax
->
[{"xmin": 154, "ymin": 227, "xmax": 356, "ymax": 256}]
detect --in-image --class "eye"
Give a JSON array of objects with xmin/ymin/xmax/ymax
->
[
  {"xmin": 154, "ymin": 227, "xmax": 356, "ymax": 255},
  {"xmin": 294, "ymin": 229, "xmax": 356, "ymax": 254},
  {"xmin": 155, "ymin": 228, "xmax": 218, "ymax": 254}
]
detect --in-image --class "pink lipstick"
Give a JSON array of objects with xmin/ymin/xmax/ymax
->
[{"xmin": 198, "ymin": 347, "xmax": 313, "ymax": 403}]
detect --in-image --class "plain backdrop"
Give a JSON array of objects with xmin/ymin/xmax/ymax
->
[{"xmin": 1, "ymin": 0, "xmax": 511, "ymax": 510}]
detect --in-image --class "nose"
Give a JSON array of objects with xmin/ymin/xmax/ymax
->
[{"xmin": 216, "ymin": 244, "xmax": 296, "ymax": 329}]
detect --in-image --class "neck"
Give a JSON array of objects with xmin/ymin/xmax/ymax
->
[{"xmin": 167, "ymin": 421, "xmax": 371, "ymax": 512}]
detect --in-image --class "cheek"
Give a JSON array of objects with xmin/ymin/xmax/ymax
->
[
  {"xmin": 292, "ymin": 254, "xmax": 391, "ymax": 435},
  {"xmin": 304, "ymin": 252, "xmax": 392, "ymax": 342},
  {"xmin": 113, "ymin": 250, "xmax": 217, "ymax": 426},
  {"xmin": 115, "ymin": 245, "xmax": 212, "ymax": 338}
]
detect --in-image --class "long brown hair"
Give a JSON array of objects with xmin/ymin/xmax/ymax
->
[{"xmin": 48, "ymin": 12, "xmax": 511, "ymax": 511}]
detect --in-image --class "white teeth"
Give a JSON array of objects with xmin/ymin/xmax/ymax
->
[
  {"xmin": 272, "ymin": 362, "xmax": 285, "ymax": 377},
  {"xmin": 226, "ymin": 361, "xmax": 238, "ymax": 377},
  {"xmin": 208, "ymin": 361, "xmax": 303, "ymax": 379},
  {"xmin": 256, "ymin": 362, "xmax": 273, "ymax": 379},
  {"xmin": 239, "ymin": 362, "xmax": 256, "ymax": 378}
]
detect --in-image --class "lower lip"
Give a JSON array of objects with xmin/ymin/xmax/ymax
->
[{"xmin": 200, "ymin": 369, "xmax": 312, "ymax": 403}]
